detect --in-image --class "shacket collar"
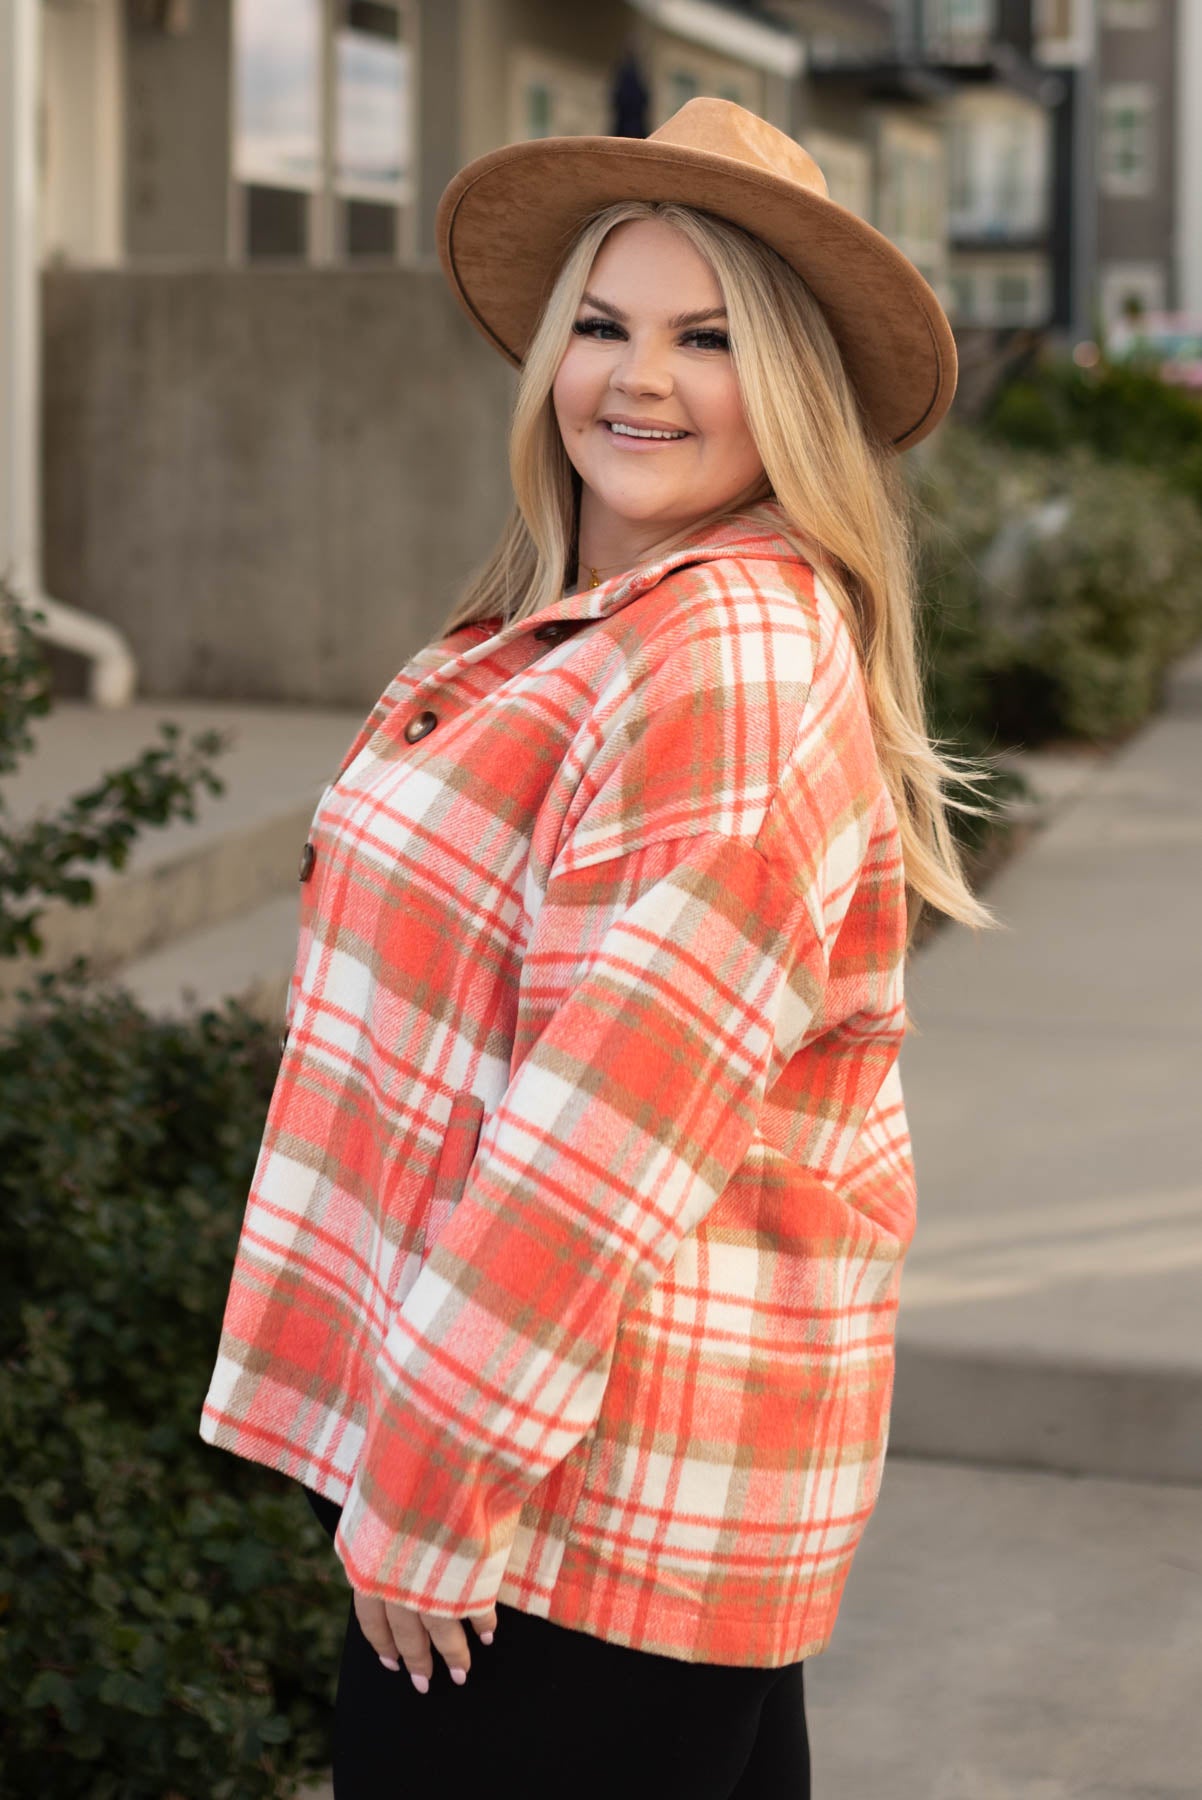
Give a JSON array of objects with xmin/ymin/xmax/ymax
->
[
  {"xmin": 500, "ymin": 498, "xmax": 804, "ymax": 638},
  {"xmin": 333, "ymin": 503, "xmax": 805, "ymax": 785}
]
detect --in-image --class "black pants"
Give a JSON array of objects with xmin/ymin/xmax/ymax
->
[{"xmin": 302, "ymin": 1484, "xmax": 810, "ymax": 1799}]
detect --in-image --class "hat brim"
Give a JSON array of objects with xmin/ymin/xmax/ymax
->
[{"xmin": 436, "ymin": 134, "xmax": 958, "ymax": 453}]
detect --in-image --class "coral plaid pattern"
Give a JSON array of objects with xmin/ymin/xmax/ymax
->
[{"xmin": 199, "ymin": 502, "xmax": 917, "ymax": 1668}]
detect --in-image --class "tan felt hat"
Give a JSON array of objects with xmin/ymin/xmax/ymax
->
[{"xmin": 436, "ymin": 97, "xmax": 957, "ymax": 453}]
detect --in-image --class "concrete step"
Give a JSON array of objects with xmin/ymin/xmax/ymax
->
[
  {"xmin": 116, "ymin": 889, "xmax": 299, "ymax": 1022},
  {"xmin": 1, "ymin": 699, "xmax": 361, "ymax": 1009},
  {"xmin": 894, "ymin": 658, "xmax": 1202, "ymax": 1486}
]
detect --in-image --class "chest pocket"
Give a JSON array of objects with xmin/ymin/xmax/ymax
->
[{"xmin": 422, "ymin": 1091, "xmax": 486, "ymax": 1265}]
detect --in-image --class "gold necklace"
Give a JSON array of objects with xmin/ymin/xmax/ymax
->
[{"xmin": 581, "ymin": 556, "xmax": 633, "ymax": 588}]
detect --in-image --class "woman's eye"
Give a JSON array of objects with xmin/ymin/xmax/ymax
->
[
  {"xmin": 572, "ymin": 317, "xmax": 624, "ymax": 339},
  {"xmin": 684, "ymin": 329, "xmax": 730, "ymax": 351}
]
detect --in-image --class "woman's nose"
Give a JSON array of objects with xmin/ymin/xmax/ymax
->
[{"xmin": 611, "ymin": 340, "xmax": 673, "ymax": 400}]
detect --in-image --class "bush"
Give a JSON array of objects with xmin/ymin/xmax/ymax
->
[
  {"xmin": 985, "ymin": 354, "xmax": 1202, "ymax": 514},
  {"xmin": 910, "ymin": 426, "xmax": 1202, "ymax": 745},
  {"xmin": 0, "ymin": 975, "xmax": 346, "ymax": 1798}
]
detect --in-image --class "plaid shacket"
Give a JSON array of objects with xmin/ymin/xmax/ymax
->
[{"xmin": 199, "ymin": 501, "xmax": 916, "ymax": 1668}]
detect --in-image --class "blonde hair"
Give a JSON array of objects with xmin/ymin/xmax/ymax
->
[{"xmin": 439, "ymin": 200, "xmax": 1000, "ymax": 941}]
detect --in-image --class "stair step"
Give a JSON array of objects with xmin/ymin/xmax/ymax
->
[
  {"xmin": 1, "ymin": 699, "xmax": 361, "ymax": 1006},
  {"xmin": 115, "ymin": 889, "xmax": 300, "ymax": 1022}
]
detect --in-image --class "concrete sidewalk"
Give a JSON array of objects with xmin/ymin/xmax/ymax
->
[
  {"xmin": 807, "ymin": 1455, "xmax": 1202, "ymax": 1799},
  {"xmin": 893, "ymin": 645, "xmax": 1202, "ymax": 1483}
]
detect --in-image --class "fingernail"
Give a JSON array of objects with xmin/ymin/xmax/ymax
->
[
  {"xmin": 450, "ymin": 1667, "xmax": 467, "ymax": 1686},
  {"xmin": 410, "ymin": 1672, "xmax": 429, "ymax": 1694},
  {"xmin": 479, "ymin": 1630, "xmax": 494, "ymax": 1645},
  {"xmin": 379, "ymin": 1656, "xmax": 400, "ymax": 1672}
]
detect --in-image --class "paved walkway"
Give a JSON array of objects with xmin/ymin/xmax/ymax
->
[
  {"xmin": 893, "ymin": 644, "xmax": 1202, "ymax": 1483},
  {"xmin": 808, "ymin": 1456, "xmax": 1201, "ymax": 1799}
]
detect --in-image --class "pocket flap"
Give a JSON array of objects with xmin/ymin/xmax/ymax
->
[{"xmin": 433, "ymin": 1091, "xmax": 486, "ymax": 1206}]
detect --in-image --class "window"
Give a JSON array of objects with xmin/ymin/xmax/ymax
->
[
  {"xmin": 245, "ymin": 186, "xmax": 309, "ymax": 258},
  {"xmin": 947, "ymin": 100, "xmax": 1049, "ymax": 238},
  {"xmin": 948, "ymin": 118, "xmax": 974, "ymax": 215},
  {"xmin": 649, "ymin": 48, "xmax": 758, "ymax": 128},
  {"xmin": 232, "ymin": 0, "xmax": 412, "ymax": 263},
  {"xmin": 925, "ymin": 0, "xmax": 994, "ymax": 58},
  {"xmin": 508, "ymin": 49, "xmax": 609, "ymax": 142},
  {"xmin": 1100, "ymin": 84, "xmax": 1156, "ymax": 196},
  {"xmin": 1034, "ymin": 0, "xmax": 1094, "ymax": 64},
  {"xmin": 876, "ymin": 120, "xmax": 946, "ymax": 286},
  {"xmin": 948, "ymin": 269, "xmax": 978, "ymax": 323},
  {"xmin": 994, "ymin": 271, "xmax": 1033, "ymax": 323},
  {"xmin": 805, "ymin": 131, "xmax": 872, "ymax": 221},
  {"xmin": 233, "ymin": 0, "xmax": 322, "ymax": 257},
  {"xmin": 335, "ymin": 1, "xmax": 411, "ymax": 259},
  {"xmin": 525, "ymin": 81, "xmax": 553, "ymax": 138}
]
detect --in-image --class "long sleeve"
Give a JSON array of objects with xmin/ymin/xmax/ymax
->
[{"xmin": 332, "ymin": 824, "xmax": 836, "ymax": 1612}]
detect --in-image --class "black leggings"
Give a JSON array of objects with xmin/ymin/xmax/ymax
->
[{"xmin": 302, "ymin": 1485, "xmax": 810, "ymax": 1800}]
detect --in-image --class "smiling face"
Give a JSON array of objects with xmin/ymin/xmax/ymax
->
[{"xmin": 551, "ymin": 216, "xmax": 766, "ymax": 579}]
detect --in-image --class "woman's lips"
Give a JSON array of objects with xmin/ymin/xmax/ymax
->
[{"xmin": 598, "ymin": 420, "xmax": 692, "ymax": 450}]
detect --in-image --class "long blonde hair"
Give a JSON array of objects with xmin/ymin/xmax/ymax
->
[{"xmin": 439, "ymin": 200, "xmax": 1000, "ymax": 940}]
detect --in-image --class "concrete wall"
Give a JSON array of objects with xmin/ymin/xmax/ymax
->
[{"xmin": 42, "ymin": 268, "xmax": 515, "ymax": 706}]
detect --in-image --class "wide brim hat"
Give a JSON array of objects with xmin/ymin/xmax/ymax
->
[{"xmin": 435, "ymin": 97, "xmax": 957, "ymax": 453}]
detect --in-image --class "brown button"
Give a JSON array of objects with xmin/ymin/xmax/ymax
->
[
  {"xmin": 403, "ymin": 710, "xmax": 438, "ymax": 743},
  {"xmin": 533, "ymin": 622, "xmax": 571, "ymax": 642},
  {"xmin": 298, "ymin": 841, "xmax": 316, "ymax": 882},
  {"xmin": 278, "ymin": 1027, "xmax": 290, "ymax": 1055}
]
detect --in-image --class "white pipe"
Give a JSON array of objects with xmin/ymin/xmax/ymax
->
[{"xmin": 0, "ymin": 0, "xmax": 136, "ymax": 707}]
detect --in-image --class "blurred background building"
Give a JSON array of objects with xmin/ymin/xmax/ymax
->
[{"xmin": 4, "ymin": 0, "xmax": 1202, "ymax": 704}]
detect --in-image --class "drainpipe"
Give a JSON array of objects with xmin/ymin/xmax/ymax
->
[{"xmin": 0, "ymin": 0, "xmax": 136, "ymax": 707}]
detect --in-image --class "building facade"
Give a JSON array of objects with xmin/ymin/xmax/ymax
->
[{"xmin": 14, "ymin": 0, "xmax": 1201, "ymax": 706}]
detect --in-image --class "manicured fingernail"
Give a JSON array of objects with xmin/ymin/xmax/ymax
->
[
  {"xmin": 479, "ymin": 1630, "xmax": 494, "ymax": 1645},
  {"xmin": 379, "ymin": 1656, "xmax": 400, "ymax": 1672},
  {"xmin": 450, "ymin": 1667, "xmax": 467, "ymax": 1685},
  {"xmin": 410, "ymin": 1672, "xmax": 429, "ymax": 1694}
]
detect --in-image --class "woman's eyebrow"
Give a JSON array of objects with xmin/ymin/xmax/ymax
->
[{"xmin": 580, "ymin": 291, "xmax": 728, "ymax": 329}]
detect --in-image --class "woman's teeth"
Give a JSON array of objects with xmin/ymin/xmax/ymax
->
[{"xmin": 605, "ymin": 422, "xmax": 688, "ymax": 440}]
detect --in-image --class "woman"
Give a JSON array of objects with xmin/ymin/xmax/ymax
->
[{"xmin": 200, "ymin": 100, "xmax": 997, "ymax": 1797}]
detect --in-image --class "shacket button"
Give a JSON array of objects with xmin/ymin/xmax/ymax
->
[
  {"xmin": 278, "ymin": 1027, "xmax": 289, "ymax": 1055},
  {"xmin": 403, "ymin": 709, "xmax": 439, "ymax": 743},
  {"xmin": 533, "ymin": 622, "xmax": 571, "ymax": 642},
  {"xmin": 298, "ymin": 841, "xmax": 316, "ymax": 882}
]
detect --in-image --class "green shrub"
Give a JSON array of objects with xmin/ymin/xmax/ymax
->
[
  {"xmin": 985, "ymin": 355, "xmax": 1202, "ymax": 513},
  {"xmin": 910, "ymin": 426, "xmax": 1202, "ymax": 745},
  {"xmin": 0, "ymin": 975, "xmax": 346, "ymax": 1798}
]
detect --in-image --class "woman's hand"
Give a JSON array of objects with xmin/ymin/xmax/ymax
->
[{"xmin": 353, "ymin": 1589, "xmax": 497, "ymax": 1693}]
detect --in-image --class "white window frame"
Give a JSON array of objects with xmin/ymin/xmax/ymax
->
[
  {"xmin": 229, "ymin": 0, "xmax": 418, "ymax": 266},
  {"xmin": 1099, "ymin": 82, "xmax": 1156, "ymax": 197}
]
